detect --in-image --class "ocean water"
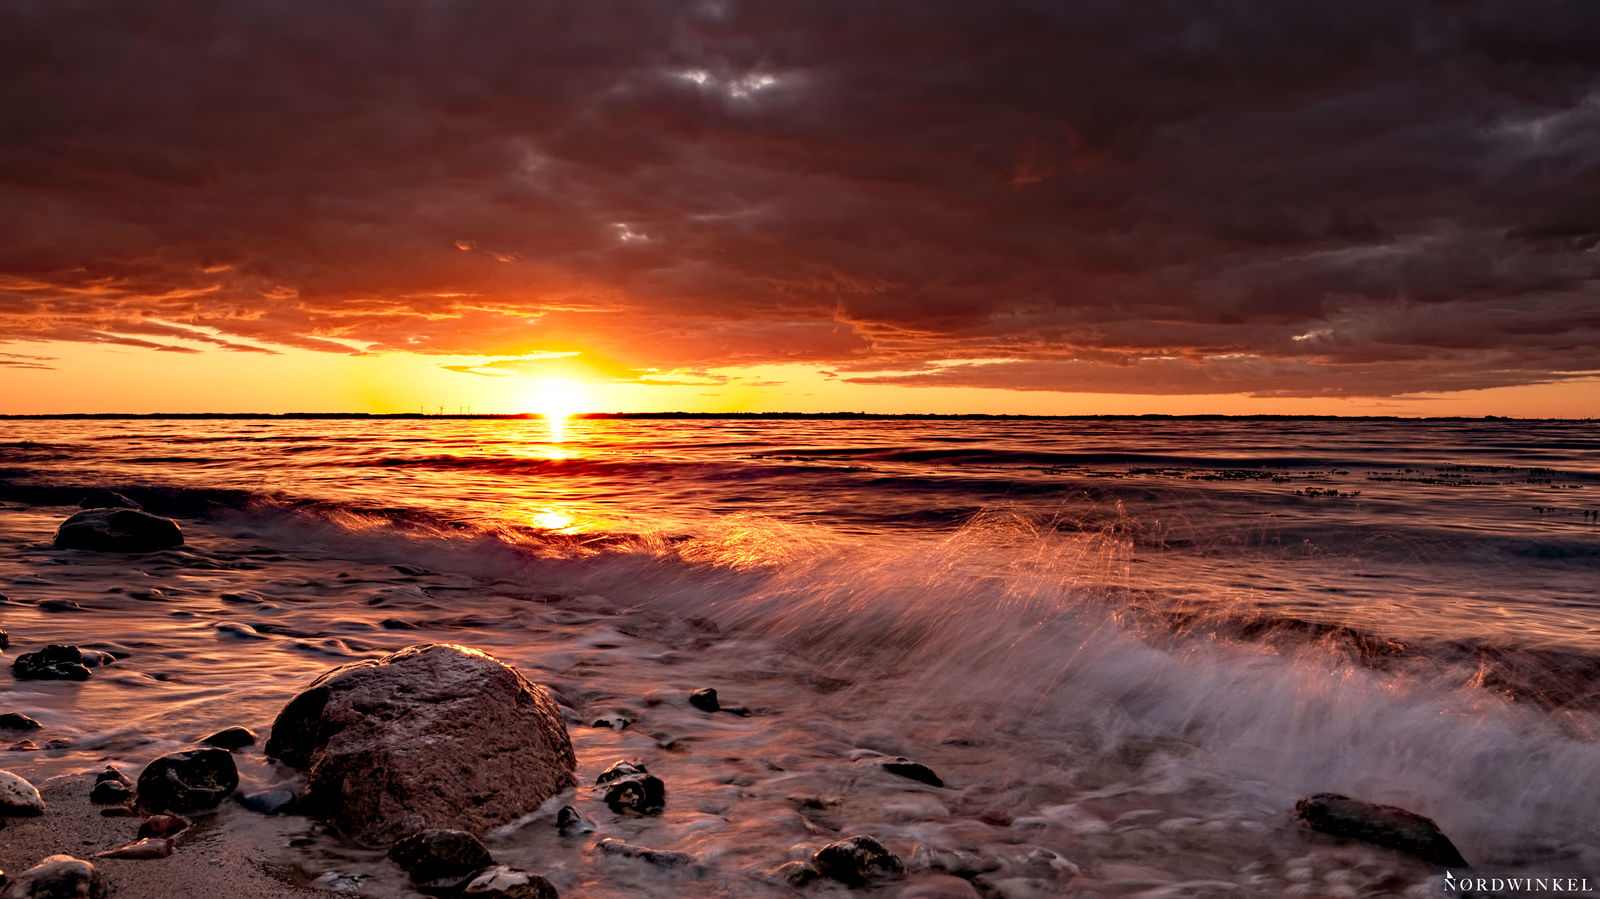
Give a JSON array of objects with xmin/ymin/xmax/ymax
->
[{"xmin": 0, "ymin": 416, "xmax": 1597, "ymax": 897}]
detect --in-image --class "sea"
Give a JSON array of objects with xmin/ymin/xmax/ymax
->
[{"xmin": 0, "ymin": 415, "xmax": 1597, "ymax": 897}]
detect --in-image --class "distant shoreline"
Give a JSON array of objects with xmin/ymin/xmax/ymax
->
[{"xmin": 0, "ymin": 412, "xmax": 1585, "ymax": 422}]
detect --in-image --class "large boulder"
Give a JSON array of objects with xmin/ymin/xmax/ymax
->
[
  {"xmin": 1295, "ymin": 793, "xmax": 1467, "ymax": 867},
  {"xmin": 266, "ymin": 644, "xmax": 576, "ymax": 845},
  {"xmin": 53, "ymin": 508, "xmax": 183, "ymax": 552}
]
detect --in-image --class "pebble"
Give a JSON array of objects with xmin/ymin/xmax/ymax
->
[
  {"xmin": 0, "ymin": 769, "xmax": 45, "ymax": 816},
  {"xmin": 0, "ymin": 714, "xmax": 42, "ymax": 732}
]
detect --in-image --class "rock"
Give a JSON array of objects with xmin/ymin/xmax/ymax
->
[
  {"xmin": 43, "ymin": 739, "xmax": 71, "ymax": 751},
  {"xmin": 201, "ymin": 726, "xmax": 257, "ymax": 750},
  {"xmin": 78, "ymin": 491, "xmax": 140, "ymax": 510},
  {"xmin": 89, "ymin": 766, "xmax": 133, "ymax": 805},
  {"xmin": 0, "ymin": 714, "xmax": 41, "ymax": 732},
  {"xmin": 266, "ymin": 644, "xmax": 576, "ymax": 844},
  {"xmin": 136, "ymin": 748, "xmax": 239, "ymax": 812},
  {"xmin": 1295, "ymin": 793, "xmax": 1467, "ymax": 867},
  {"xmin": 777, "ymin": 861, "xmax": 821, "ymax": 887},
  {"xmin": 689, "ymin": 687, "xmax": 720, "ymax": 712},
  {"xmin": 910, "ymin": 844, "xmax": 1000, "ymax": 878},
  {"xmin": 555, "ymin": 805, "xmax": 595, "ymax": 837},
  {"xmin": 11, "ymin": 645, "xmax": 93, "ymax": 681},
  {"xmin": 53, "ymin": 507, "xmax": 184, "ymax": 552},
  {"xmin": 239, "ymin": 788, "xmax": 298, "ymax": 815},
  {"xmin": 0, "ymin": 855, "xmax": 107, "ymax": 899},
  {"xmin": 0, "ymin": 770, "xmax": 44, "ymax": 816},
  {"xmin": 597, "ymin": 838, "xmax": 700, "ymax": 871},
  {"xmin": 461, "ymin": 865, "xmax": 560, "ymax": 898},
  {"xmin": 36, "ymin": 600, "xmax": 84, "ymax": 613},
  {"xmin": 0, "ymin": 627, "xmax": 8, "ymax": 649},
  {"xmin": 388, "ymin": 829, "xmax": 495, "ymax": 891},
  {"xmin": 94, "ymin": 837, "xmax": 172, "ymax": 860},
  {"xmin": 137, "ymin": 814, "xmax": 190, "ymax": 838},
  {"xmin": 77, "ymin": 650, "xmax": 114, "ymax": 668},
  {"xmin": 589, "ymin": 716, "xmax": 629, "ymax": 730},
  {"xmin": 8, "ymin": 741, "xmax": 37, "ymax": 752},
  {"xmin": 868, "ymin": 756, "xmax": 944, "ymax": 788},
  {"xmin": 595, "ymin": 760, "xmax": 665, "ymax": 815},
  {"xmin": 812, "ymin": 835, "xmax": 905, "ymax": 886}
]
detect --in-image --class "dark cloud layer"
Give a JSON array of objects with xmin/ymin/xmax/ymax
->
[{"xmin": 2, "ymin": 1, "xmax": 1597, "ymax": 397}]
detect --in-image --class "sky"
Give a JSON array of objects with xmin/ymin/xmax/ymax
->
[{"xmin": 1, "ymin": 1, "xmax": 1598, "ymax": 416}]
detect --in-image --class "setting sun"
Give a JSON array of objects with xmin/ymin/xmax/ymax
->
[{"xmin": 530, "ymin": 377, "xmax": 587, "ymax": 440}]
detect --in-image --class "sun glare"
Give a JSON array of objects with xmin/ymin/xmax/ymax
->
[{"xmin": 532, "ymin": 378, "xmax": 587, "ymax": 441}]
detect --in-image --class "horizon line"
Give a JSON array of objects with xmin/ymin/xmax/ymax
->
[{"xmin": 0, "ymin": 411, "xmax": 1590, "ymax": 422}]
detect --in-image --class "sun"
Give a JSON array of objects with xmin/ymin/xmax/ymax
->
[{"xmin": 530, "ymin": 378, "xmax": 587, "ymax": 440}]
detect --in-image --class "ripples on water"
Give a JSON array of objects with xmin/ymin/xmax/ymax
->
[{"xmin": 0, "ymin": 416, "xmax": 1597, "ymax": 896}]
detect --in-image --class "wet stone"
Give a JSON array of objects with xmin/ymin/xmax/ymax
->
[
  {"xmin": 11, "ymin": 645, "xmax": 94, "ymax": 681},
  {"xmin": 812, "ymin": 835, "xmax": 906, "ymax": 887},
  {"xmin": 53, "ymin": 507, "xmax": 184, "ymax": 553},
  {"xmin": 871, "ymin": 757, "xmax": 944, "ymax": 788},
  {"xmin": 0, "ymin": 714, "xmax": 41, "ymax": 732},
  {"xmin": 777, "ymin": 861, "xmax": 822, "ymax": 887},
  {"xmin": 689, "ymin": 687, "xmax": 720, "ymax": 712},
  {"xmin": 94, "ymin": 837, "xmax": 172, "ymax": 860},
  {"xmin": 201, "ymin": 726, "xmax": 257, "ymax": 750},
  {"xmin": 461, "ymin": 865, "xmax": 560, "ymax": 898},
  {"xmin": 136, "ymin": 747, "xmax": 239, "ymax": 813},
  {"xmin": 137, "ymin": 814, "xmax": 190, "ymax": 839},
  {"xmin": 78, "ymin": 491, "xmax": 141, "ymax": 510},
  {"xmin": 1295, "ymin": 793, "xmax": 1468, "ymax": 868},
  {"xmin": 596, "ymin": 760, "xmax": 665, "ymax": 816},
  {"xmin": 556, "ymin": 805, "xmax": 595, "ymax": 837},
  {"xmin": 597, "ymin": 837, "xmax": 699, "ymax": 871},
  {"xmin": 8, "ymin": 741, "xmax": 37, "ymax": 752},
  {"xmin": 239, "ymin": 788, "xmax": 298, "ymax": 815},
  {"xmin": 89, "ymin": 767, "xmax": 134, "ymax": 805},
  {"xmin": 388, "ymin": 829, "xmax": 495, "ymax": 891},
  {"xmin": 0, "ymin": 627, "xmax": 8, "ymax": 649},
  {"xmin": 0, "ymin": 855, "xmax": 107, "ymax": 899},
  {"xmin": 0, "ymin": 770, "xmax": 45, "ymax": 816},
  {"xmin": 36, "ymin": 600, "xmax": 84, "ymax": 613}
]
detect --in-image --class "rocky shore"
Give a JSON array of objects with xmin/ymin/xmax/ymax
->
[{"xmin": 0, "ymin": 492, "xmax": 1484, "ymax": 897}]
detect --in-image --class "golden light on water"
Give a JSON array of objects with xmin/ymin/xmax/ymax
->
[{"xmin": 531, "ymin": 378, "xmax": 587, "ymax": 441}]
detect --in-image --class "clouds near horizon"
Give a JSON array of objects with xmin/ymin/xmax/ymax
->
[{"xmin": 2, "ymin": 1, "xmax": 1598, "ymax": 399}]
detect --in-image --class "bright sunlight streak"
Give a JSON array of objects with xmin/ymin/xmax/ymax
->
[{"xmin": 531, "ymin": 378, "xmax": 587, "ymax": 441}]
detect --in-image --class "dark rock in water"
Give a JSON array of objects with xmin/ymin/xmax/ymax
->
[
  {"xmin": 239, "ymin": 788, "xmax": 298, "ymax": 815},
  {"xmin": 77, "ymin": 650, "xmax": 114, "ymax": 668},
  {"xmin": 388, "ymin": 828, "xmax": 495, "ymax": 891},
  {"xmin": 689, "ymin": 687, "xmax": 720, "ymax": 712},
  {"xmin": 53, "ymin": 507, "xmax": 184, "ymax": 553},
  {"xmin": 1295, "ymin": 793, "xmax": 1468, "ymax": 867},
  {"xmin": 94, "ymin": 837, "xmax": 171, "ymax": 860},
  {"xmin": 870, "ymin": 757, "xmax": 944, "ymax": 788},
  {"xmin": 460, "ymin": 865, "xmax": 560, "ymax": 898},
  {"xmin": 137, "ymin": 814, "xmax": 190, "ymax": 838},
  {"xmin": 0, "ymin": 627, "xmax": 8, "ymax": 649},
  {"xmin": 78, "ymin": 491, "xmax": 141, "ymax": 510},
  {"xmin": 89, "ymin": 767, "xmax": 133, "ymax": 805},
  {"xmin": 379, "ymin": 618, "xmax": 418, "ymax": 630},
  {"xmin": 812, "ymin": 835, "xmax": 906, "ymax": 887},
  {"xmin": 777, "ymin": 861, "xmax": 822, "ymax": 887},
  {"xmin": 266, "ymin": 643, "xmax": 576, "ymax": 845},
  {"xmin": 201, "ymin": 726, "xmax": 257, "ymax": 750},
  {"xmin": 0, "ymin": 714, "xmax": 41, "ymax": 732},
  {"xmin": 11, "ymin": 645, "xmax": 93, "ymax": 681},
  {"xmin": 589, "ymin": 716, "xmax": 630, "ymax": 731},
  {"xmin": 0, "ymin": 855, "xmax": 107, "ymax": 898},
  {"xmin": 42, "ymin": 739, "xmax": 71, "ymax": 751},
  {"xmin": 596, "ymin": 760, "xmax": 665, "ymax": 816},
  {"xmin": 556, "ymin": 805, "xmax": 595, "ymax": 837},
  {"xmin": 136, "ymin": 748, "xmax": 239, "ymax": 812},
  {"xmin": 8, "ymin": 741, "xmax": 38, "ymax": 752},
  {"xmin": 36, "ymin": 600, "xmax": 84, "ymax": 613},
  {"xmin": 597, "ymin": 837, "xmax": 700, "ymax": 871}
]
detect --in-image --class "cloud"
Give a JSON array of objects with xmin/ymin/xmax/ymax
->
[{"xmin": 0, "ymin": 1, "xmax": 1597, "ymax": 397}]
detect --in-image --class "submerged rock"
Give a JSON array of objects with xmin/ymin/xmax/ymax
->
[
  {"xmin": 0, "ymin": 855, "xmax": 107, "ymax": 899},
  {"xmin": 689, "ymin": 687, "xmax": 720, "ymax": 712},
  {"xmin": 597, "ymin": 837, "xmax": 700, "ymax": 871},
  {"xmin": 239, "ymin": 788, "xmax": 298, "ymax": 815},
  {"xmin": 201, "ymin": 726, "xmax": 257, "ymax": 750},
  {"xmin": 866, "ymin": 756, "xmax": 944, "ymax": 788},
  {"xmin": 0, "ymin": 713, "xmax": 41, "ymax": 732},
  {"xmin": 812, "ymin": 835, "xmax": 906, "ymax": 887},
  {"xmin": 266, "ymin": 643, "xmax": 576, "ymax": 844},
  {"xmin": 136, "ymin": 748, "xmax": 239, "ymax": 812},
  {"xmin": 1295, "ymin": 793, "xmax": 1468, "ymax": 867},
  {"xmin": 78, "ymin": 491, "xmax": 141, "ymax": 510},
  {"xmin": 461, "ymin": 865, "xmax": 560, "ymax": 898},
  {"xmin": 556, "ymin": 805, "xmax": 595, "ymax": 837},
  {"xmin": 596, "ymin": 760, "xmax": 665, "ymax": 815},
  {"xmin": 0, "ymin": 627, "xmax": 8, "ymax": 649},
  {"xmin": 11, "ymin": 645, "xmax": 94, "ymax": 681},
  {"xmin": 388, "ymin": 829, "xmax": 494, "ymax": 891},
  {"xmin": 0, "ymin": 769, "xmax": 44, "ymax": 816},
  {"xmin": 53, "ymin": 507, "xmax": 183, "ymax": 552},
  {"xmin": 137, "ymin": 814, "xmax": 190, "ymax": 839}
]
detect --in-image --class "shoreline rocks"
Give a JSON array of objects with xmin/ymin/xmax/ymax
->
[
  {"xmin": 53, "ymin": 508, "xmax": 184, "ymax": 553},
  {"xmin": 266, "ymin": 643, "xmax": 576, "ymax": 845},
  {"xmin": 595, "ymin": 760, "xmax": 665, "ymax": 816},
  {"xmin": 11, "ymin": 645, "xmax": 95, "ymax": 681},
  {"xmin": 0, "ymin": 770, "xmax": 44, "ymax": 817},
  {"xmin": 136, "ymin": 748, "xmax": 239, "ymax": 813},
  {"xmin": 1295, "ymin": 793, "xmax": 1468, "ymax": 868},
  {"xmin": 0, "ymin": 856, "xmax": 106, "ymax": 899}
]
